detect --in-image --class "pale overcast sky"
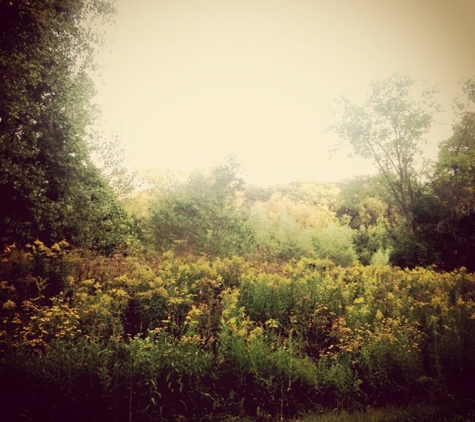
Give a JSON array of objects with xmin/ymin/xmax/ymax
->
[{"xmin": 94, "ymin": 0, "xmax": 475, "ymax": 186}]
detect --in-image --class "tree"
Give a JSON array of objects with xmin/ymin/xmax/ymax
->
[
  {"xmin": 0, "ymin": 0, "xmax": 127, "ymax": 251},
  {"xmin": 331, "ymin": 73, "xmax": 439, "ymax": 241},
  {"xmin": 422, "ymin": 77, "xmax": 475, "ymax": 270},
  {"xmin": 312, "ymin": 223, "xmax": 357, "ymax": 266},
  {"xmin": 147, "ymin": 157, "xmax": 255, "ymax": 257},
  {"xmin": 433, "ymin": 78, "xmax": 475, "ymax": 217},
  {"xmin": 335, "ymin": 176, "xmax": 390, "ymax": 265}
]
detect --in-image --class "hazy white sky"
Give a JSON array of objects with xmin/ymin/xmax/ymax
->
[{"xmin": 94, "ymin": 0, "xmax": 475, "ymax": 186}]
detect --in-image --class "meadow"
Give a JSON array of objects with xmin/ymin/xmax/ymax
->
[{"xmin": 2, "ymin": 242, "xmax": 474, "ymax": 421}]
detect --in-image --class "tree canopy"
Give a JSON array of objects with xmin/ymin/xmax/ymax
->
[
  {"xmin": 419, "ymin": 77, "xmax": 475, "ymax": 271},
  {"xmin": 0, "ymin": 0, "xmax": 127, "ymax": 251},
  {"xmin": 331, "ymin": 73, "xmax": 439, "ymax": 238}
]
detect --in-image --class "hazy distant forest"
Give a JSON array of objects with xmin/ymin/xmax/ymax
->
[{"xmin": 1, "ymin": 1, "xmax": 475, "ymax": 421}]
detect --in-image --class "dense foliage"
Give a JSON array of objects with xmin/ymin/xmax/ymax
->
[
  {"xmin": 126, "ymin": 76, "xmax": 475, "ymax": 271},
  {"xmin": 1, "ymin": 1, "xmax": 475, "ymax": 420},
  {"xmin": 331, "ymin": 73, "xmax": 439, "ymax": 242},
  {"xmin": 418, "ymin": 79, "xmax": 475, "ymax": 271},
  {"xmin": 331, "ymin": 75, "xmax": 475, "ymax": 272},
  {"xmin": 0, "ymin": 0, "xmax": 129, "ymax": 252},
  {"xmin": 1, "ymin": 244, "xmax": 475, "ymax": 421}
]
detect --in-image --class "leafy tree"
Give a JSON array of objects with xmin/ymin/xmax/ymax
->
[
  {"xmin": 418, "ymin": 77, "xmax": 475, "ymax": 270},
  {"xmin": 248, "ymin": 199, "xmax": 314, "ymax": 261},
  {"xmin": 0, "ymin": 0, "xmax": 126, "ymax": 251},
  {"xmin": 147, "ymin": 157, "xmax": 255, "ymax": 257},
  {"xmin": 336, "ymin": 176, "xmax": 390, "ymax": 265},
  {"xmin": 336, "ymin": 176, "xmax": 386, "ymax": 228},
  {"xmin": 247, "ymin": 187, "xmax": 338, "ymax": 261},
  {"xmin": 433, "ymin": 78, "xmax": 475, "ymax": 217},
  {"xmin": 331, "ymin": 73, "xmax": 439, "ymax": 244},
  {"xmin": 270, "ymin": 180, "xmax": 340, "ymax": 211},
  {"xmin": 312, "ymin": 223, "xmax": 357, "ymax": 266}
]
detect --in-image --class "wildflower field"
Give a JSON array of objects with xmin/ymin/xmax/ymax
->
[{"xmin": 1, "ymin": 242, "xmax": 475, "ymax": 421}]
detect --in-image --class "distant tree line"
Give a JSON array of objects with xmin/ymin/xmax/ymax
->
[{"xmin": 1, "ymin": 0, "xmax": 474, "ymax": 273}]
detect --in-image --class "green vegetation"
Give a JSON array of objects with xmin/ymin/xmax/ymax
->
[
  {"xmin": 1, "ymin": 1, "xmax": 475, "ymax": 421},
  {"xmin": 2, "ymin": 246, "xmax": 475, "ymax": 421},
  {"xmin": 0, "ymin": 0, "xmax": 129, "ymax": 252}
]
